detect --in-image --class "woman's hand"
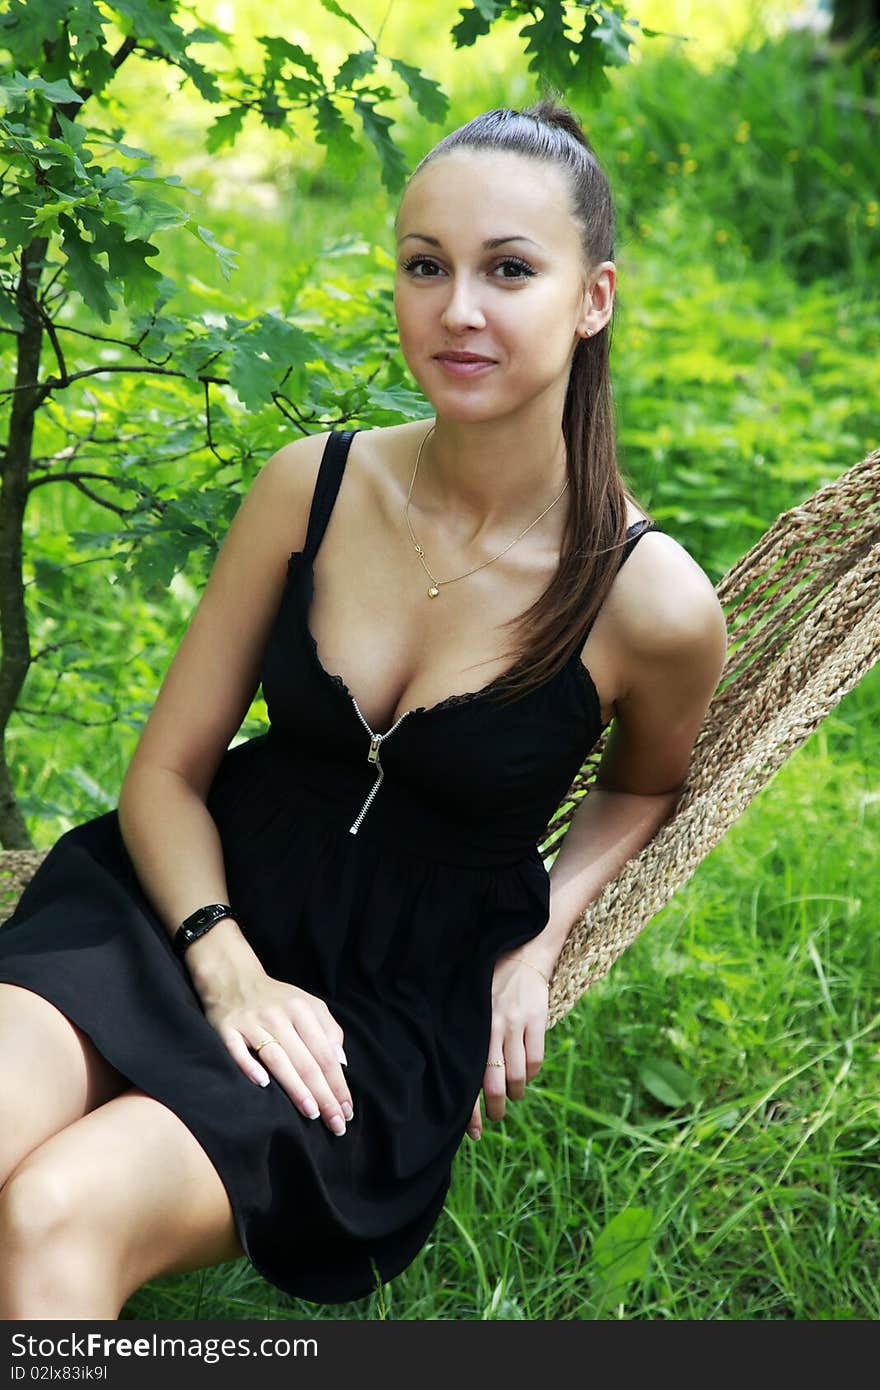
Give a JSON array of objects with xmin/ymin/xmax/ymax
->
[
  {"xmin": 200, "ymin": 965, "xmax": 355, "ymax": 1136},
  {"xmin": 465, "ymin": 952, "xmax": 550, "ymax": 1141}
]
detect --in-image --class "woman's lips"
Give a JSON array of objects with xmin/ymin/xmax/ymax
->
[{"xmin": 433, "ymin": 354, "xmax": 496, "ymax": 378}]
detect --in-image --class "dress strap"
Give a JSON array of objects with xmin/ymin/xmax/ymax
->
[
  {"xmin": 577, "ymin": 519, "xmax": 661, "ymax": 646},
  {"xmin": 302, "ymin": 429, "xmax": 360, "ymax": 563},
  {"xmin": 617, "ymin": 518, "xmax": 659, "ymax": 570}
]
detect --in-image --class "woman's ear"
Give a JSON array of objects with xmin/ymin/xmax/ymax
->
[{"xmin": 575, "ymin": 261, "xmax": 617, "ymax": 339}]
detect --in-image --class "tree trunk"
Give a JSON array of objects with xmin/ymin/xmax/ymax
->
[{"xmin": 0, "ymin": 236, "xmax": 50, "ymax": 849}]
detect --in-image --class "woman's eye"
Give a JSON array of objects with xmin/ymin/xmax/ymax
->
[
  {"xmin": 401, "ymin": 256, "xmax": 442, "ymax": 277},
  {"xmin": 494, "ymin": 257, "xmax": 535, "ymax": 279}
]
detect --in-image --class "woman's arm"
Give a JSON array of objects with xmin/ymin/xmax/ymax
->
[
  {"xmin": 117, "ymin": 764, "xmax": 264, "ymax": 990},
  {"xmin": 521, "ymin": 538, "xmax": 729, "ymax": 978},
  {"xmin": 524, "ymin": 783, "xmax": 681, "ymax": 977},
  {"xmin": 115, "ymin": 432, "xmax": 355, "ymax": 1134},
  {"xmin": 117, "ymin": 432, "xmax": 326, "ymax": 968},
  {"xmin": 466, "ymin": 538, "xmax": 728, "ymax": 1140}
]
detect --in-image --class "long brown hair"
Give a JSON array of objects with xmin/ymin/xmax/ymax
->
[{"xmin": 400, "ymin": 96, "xmax": 650, "ymax": 706}]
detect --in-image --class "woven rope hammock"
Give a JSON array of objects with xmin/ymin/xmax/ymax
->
[{"xmin": 2, "ymin": 447, "xmax": 878, "ymax": 1030}]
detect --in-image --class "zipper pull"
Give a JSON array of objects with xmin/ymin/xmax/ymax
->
[{"xmin": 367, "ymin": 735, "xmax": 381, "ymax": 765}]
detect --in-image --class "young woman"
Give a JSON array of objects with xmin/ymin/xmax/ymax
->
[{"xmin": 0, "ymin": 99, "xmax": 727, "ymax": 1318}]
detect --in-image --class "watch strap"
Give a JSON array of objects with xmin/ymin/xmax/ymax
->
[{"xmin": 173, "ymin": 902, "xmax": 240, "ymax": 958}]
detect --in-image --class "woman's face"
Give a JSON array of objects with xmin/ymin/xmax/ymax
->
[{"xmin": 393, "ymin": 148, "xmax": 609, "ymax": 425}]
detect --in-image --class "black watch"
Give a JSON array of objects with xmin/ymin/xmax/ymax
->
[{"xmin": 173, "ymin": 902, "xmax": 240, "ymax": 958}]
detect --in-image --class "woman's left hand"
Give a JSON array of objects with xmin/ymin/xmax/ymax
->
[{"xmin": 465, "ymin": 951, "xmax": 551, "ymax": 1141}]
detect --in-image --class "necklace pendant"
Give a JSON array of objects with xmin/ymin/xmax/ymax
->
[
  {"xmin": 427, "ymin": 585, "xmax": 440, "ymax": 599},
  {"xmin": 414, "ymin": 543, "xmax": 423, "ymax": 556}
]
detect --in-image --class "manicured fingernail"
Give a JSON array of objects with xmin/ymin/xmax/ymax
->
[
  {"xmin": 342, "ymin": 1101, "xmax": 354, "ymax": 1120},
  {"xmin": 336, "ymin": 1044, "xmax": 348, "ymax": 1065},
  {"xmin": 468, "ymin": 1128, "xmax": 481, "ymax": 1140},
  {"xmin": 258, "ymin": 1074, "xmax": 270, "ymax": 1087},
  {"xmin": 304, "ymin": 1098, "xmax": 320, "ymax": 1118},
  {"xmin": 330, "ymin": 1114, "xmax": 346, "ymax": 1136}
]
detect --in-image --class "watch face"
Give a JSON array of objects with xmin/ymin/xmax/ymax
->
[{"xmin": 188, "ymin": 905, "xmax": 226, "ymax": 932}]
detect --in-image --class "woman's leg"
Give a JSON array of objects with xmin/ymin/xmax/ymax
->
[
  {"xmin": 0, "ymin": 982, "xmax": 246, "ymax": 1318},
  {"xmin": 0, "ymin": 1086, "xmax": 245, "ymax": 1319},
  {"xmin": 0, "ymin": 983, "xmax": 130, "ymax": 1184}
]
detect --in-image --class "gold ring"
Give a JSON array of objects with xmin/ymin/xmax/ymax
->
[
  {"xmin": 254, "ymin": 1036, "xmax": 279, "ymax": 1053},
  {"xmin": 487, "ymin": 1059, "xmax": 506, "ymax": 1067}
]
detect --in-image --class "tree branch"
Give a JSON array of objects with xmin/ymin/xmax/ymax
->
[
  {"xmin": 46, "ymin": 33, "xmax": 140, "ymax": 128},
  {"xmin": 27, "ymin": 469, "xmax": 120, "ymax": 491},
  {"xmin": 110, "ymin": 35, "xmax": 140, "ymax": 72},
  {"xmin": 37, "ymin": 263, "xmax": 67, "ymax": 305},
  {"xmin": 0, "ymin": 362, "xmax": 230, "ymax": 406},
  {"xmin": 65, "ymin": 476, "xmax": 133, "ymax": 515},
  {"xmin": 202, "ymin": 377, "xmax": 238, "ymax": 467},
  {"xmin": 22, "ymin": 555, "xmax": 127, "ymax": 593},
  {"xmin": 15, "ymin": 703, "xmax": 120, "ymax": 728},
  {"xmin": 269, "ymin": 393, "xmax": 316, "ymax": 428},
  {"xmin": 30, "ymin": 637, "xmax": 85, "ymax": 661},
  {"xmin": 35, "ymin": 297, "xmax": 68, "ymax": 383},
  {"xmin": 31, "ymin": 318, "xmax": 141, "ymax": 355}
]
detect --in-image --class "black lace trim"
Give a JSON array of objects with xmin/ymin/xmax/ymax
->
[{"xmin": 288, "ymin": 548, "xmax": 602, "ymax": 725}]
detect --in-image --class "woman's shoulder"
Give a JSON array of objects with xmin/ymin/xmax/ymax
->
[
  {"xmin": 612, "ymin": 522, "xmax": 727, "ymax": 665},
  {"xmin": 347, "ymin": 420, "xmax": 429, "ymax": 487},
  {"xmin": 259, "ymin": 422, "xmax": 420, "ymax": 553},
  {"xmin": 269, "ymin": 421, "xmax": 418, "ymax": 489}
]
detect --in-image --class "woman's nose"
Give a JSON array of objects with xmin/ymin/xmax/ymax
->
[{"xmin": 440, "ymin": 275, "xmax": 486, "ymax": 332}]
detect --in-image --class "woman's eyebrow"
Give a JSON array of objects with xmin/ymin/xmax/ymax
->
[{"xmin": 398, "ymin": 233, "xmax": 545, "ymax": 250}]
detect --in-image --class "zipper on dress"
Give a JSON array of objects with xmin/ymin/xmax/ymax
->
[{"xmin": 348, "ymin": 698, "xmax": 412, "ymax": 834}]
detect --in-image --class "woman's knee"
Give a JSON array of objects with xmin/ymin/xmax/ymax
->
[
  {"xmin": 1, "ymin": 1090, "xmax": 244, "ymax": 1299},
  {"xmin": 0, "ymin": 1163, "xmax": 122, "ymax": 1320},
  {"xmin": 0, "ymin": 1156, "xmax": 91, "ymax": 1254},
  {"xmin": 0, "ymin": 1163, "xmax": 104, "ymax": 1318}
]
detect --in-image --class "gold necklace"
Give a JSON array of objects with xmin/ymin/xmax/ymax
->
[{"xmin": 404, "ymin": 424, "xmax": 569, "ymax": 599}]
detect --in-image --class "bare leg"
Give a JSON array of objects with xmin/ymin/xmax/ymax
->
[
  {"xmin": 0, "ymin": 983, "xmax": 130, "ymax": 1185},
  {"xmin": 0, "ymin": 982, "xmax": 245, "ymax": 1319},
  {"xmin": 0, "ymin": 1087, "xmax": 245, "ymax": 1320}
]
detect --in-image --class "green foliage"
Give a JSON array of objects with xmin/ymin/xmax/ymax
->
[
  {"xmin": 590, "ymin": 1207, "xmax": 655, "ymax": 1312},
  {"xmin": 591, "ymin": 27, "xmax": 879, "ymax": 283},
  {"xmin": 613, "ymin": 225, "xmax": 879, "ymax": 575},
  {"xmin": 451, "ymin": 0, "xmax": 652, "ymax": 102},
  {"xmin": 0, "ymin": 97, "xmax": 193, "ymax": 325},
  {"xmin": 638, "ymin": 1057, "xmax": 697, "ymax": 1108}
]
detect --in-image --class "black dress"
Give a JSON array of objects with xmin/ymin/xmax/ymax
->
[{"xmin": 0, "ymin": 428, "xmax": 660, "ymax": 1305}]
